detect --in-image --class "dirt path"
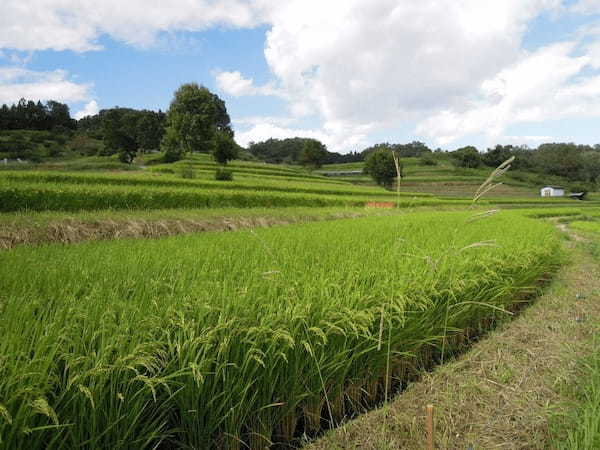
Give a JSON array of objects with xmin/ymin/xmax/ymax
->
[{"xmin": 309, "ymin": 230, "xmax": 600, "ymax": 449}]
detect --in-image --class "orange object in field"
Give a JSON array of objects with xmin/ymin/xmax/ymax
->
[{"xmin": 365, "ymin": 201, "xmax": 395, "ymax": 209}]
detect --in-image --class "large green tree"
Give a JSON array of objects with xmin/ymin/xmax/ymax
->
[
  {"xmin": 299, "ymin": 139, "xmax": 328, "ymax": 169},
  {"xmin": 364, "ymin": 150, "xmax": 397, "ymax": 187},
  {"xmin": 161, "ymin": 83, "xmax": 232, "ymax": 161}
]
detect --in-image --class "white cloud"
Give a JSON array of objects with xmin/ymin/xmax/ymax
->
[
  {"xmin": 571, "ymin": 0, "xmax": 600, "ymax": 13},
  {"xmin": 235, "ymin": 119, "xmax": 371, "ymax": 152},
  {"xmin": 215, "ymin": 71, "xmax": 281, "ymax": 97},
  {"xmin": 0, "ymin": 0, "xmax": 269, "ymax": 52},
  {"xmin": 220, "ymin": 0, "xmax": 572, "ymax": 148},
  {"xmin": 0, "ymin": 67, "xmax": 92, "ymax": 104},
  {"xmin": 416, "ymin": 41, "xmax": 600, "ymax": 144},
  {"xmin": 6, "ymin": 0, "xmax": 600, "ymax": 149},
  {"xmin": 233, "ymin": 116, "xmax": 295, "ymax": 127},
  {"xmin": 74, "ymin": 100, "xmax": 99, "ymax": 119},
  {"xmin": 499, "ymin": 135, "xmax": 555, "ymax": 145}
]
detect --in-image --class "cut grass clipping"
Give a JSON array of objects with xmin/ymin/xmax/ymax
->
[{"xmin": 0, "ymin": 211, "xmax": 560, "ymax": 448}]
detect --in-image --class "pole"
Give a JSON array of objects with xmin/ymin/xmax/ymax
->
[{"xmin": 426, "ymin": 404, "xmax": 434, "ymax": 450}]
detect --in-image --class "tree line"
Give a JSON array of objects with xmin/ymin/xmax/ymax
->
[
  {"xmin": 248, "ymin": 138, "xmax": 362, "ymax": 166},
  {"xmin": 2, "ymin": 90, "xmax": 600, "ymax": 188},
  {"xmin": 0, "ymin": 99, "xmax": 76, "ymax": 131},
  {"xmin": 1, "ymin": 83, "xmax": 239, "ymax": 166},
  {"xmin": 362, "ymin": 142, "xmax": 600, "ymax": 191}
]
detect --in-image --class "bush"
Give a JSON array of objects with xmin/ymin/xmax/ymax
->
[
  {"xmin": 569, "ymin": 182, "xmax": 594, "ymax": 194},
  {"xmin": 451, "ymin": 146, "xmax": 482, "ymax": 168},
  {"xmin": 419, "ymin": 154, "xmax": 438, "ymax": 166},
  {"xmin": 215, "ymin": 168, "xmax": 233, "ymax": 181},
  {"xmin": 47, "ymin": 143, "xmax": 63, "ymax": 157}
]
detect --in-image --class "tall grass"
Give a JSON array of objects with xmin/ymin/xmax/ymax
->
[{"xmin": 0, "ymin": 211, "xmax": 560, "ymax": 448}]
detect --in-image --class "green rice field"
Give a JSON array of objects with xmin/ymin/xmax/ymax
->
[
  {"xmin": 0, "ymin": 211, "xmax": 561, "ymax": 448},
  {"xmin": 1, "ymin": 154, "xmax": 598, "ymax": 449}
]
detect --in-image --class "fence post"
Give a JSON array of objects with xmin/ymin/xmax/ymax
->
[{"xmin": 426, "ymin": 404, "xmax": 434, "ymax": 450}]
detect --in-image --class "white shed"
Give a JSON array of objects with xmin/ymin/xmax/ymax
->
[{"xmin": 540, "ymin": 186, "xmax": 565, "ymax": 197}]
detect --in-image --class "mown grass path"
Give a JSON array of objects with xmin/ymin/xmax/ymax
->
[{"xmin": 309, "ymin": 229, "xmax": 600, "ymax": 449}]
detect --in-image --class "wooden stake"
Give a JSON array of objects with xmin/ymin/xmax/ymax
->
[
  {"xmin": 391, "ymin": 150, "xmax": 401, "ymax": 207},
  {"xmin": 426, "ymin": 404, "xmax": 434, "ymax": 450}
]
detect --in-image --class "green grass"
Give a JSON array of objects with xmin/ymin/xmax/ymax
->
[
  {"xmin": 555, "ymin": 331, "xmax": 600, "ymax": 450},
  {"xmin": 570, "ymin": 220, "xmax": 600, "ymax": 235},
  {"xmin": 0, "ymin": 211, "xmax": 561, "ymax": 448}
]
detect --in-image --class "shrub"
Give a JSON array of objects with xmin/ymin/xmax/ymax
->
[
  {"xmin": 215, "ymin": 168, "xmax": 233, "ymax": 181},
  {"xmin": 569, "ymin": 182, "xmax": 594, "ymax": 194},
  {"xmin": 451, "ymin": 146, "xmax": 482, "ymax": 168},
  {"xmin": 419, "ymin": 154, "xmax": 438, "ymax": 166}
]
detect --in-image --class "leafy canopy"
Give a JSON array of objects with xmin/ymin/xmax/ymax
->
[
  {"xmin": 364, "ymin": 150, "xmax": 397, "ymax": 187},
  {"xmin": 161, "ymin": 83, "xmax": 232, "ymax": 162}
]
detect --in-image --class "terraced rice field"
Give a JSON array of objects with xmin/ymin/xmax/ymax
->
[
  {"xmin": 2, "ymin": 154, "xmax": 600, "ymax": 449},
  {"xmin": 0, "ymin": 166, "xmax": 475, "ymax": 213},
  {"xmin": 0, "ymin": 211, "xmax": 561, "ymax": 448}
]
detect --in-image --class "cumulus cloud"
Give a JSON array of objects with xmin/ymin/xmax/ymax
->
[
  {"xmin": 215, "ymin": 71, "xmax": 281, "ymax": 97},
  {"xmin": 7, "ymin": 0, "xmax": 600, "ymax": 149},
  {"xmin": 416, "ymin": 41, "xmax": 600, "ymax": 144},
  {"xmin": 0, "ymin": 0, "xmax": 269, "ymax": 51},
  {"xmin": 220, "ymin": 0, "xmax": 580, "ymax": 148},
  {"xmin": 74, "ymin": 100, "xmax": 99, "ymax": 119},
  {"xmin": 234, "ymin": 118, "xmax": 371, "ymax": 152},
  {"xmin": 0, "ymin": 67, "xmax": 92, "ymax": 104},
  {"xmin": 233, "ymin": 116, "xmax": 295, "ymax": 127},
  {"xmin": 499, "ymin": 135, "xmax": 556, "ymax": 145}
]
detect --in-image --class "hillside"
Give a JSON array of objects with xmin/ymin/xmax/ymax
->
[{"xmin": 317, "ymin": 156, "xmax": 592, "ymax": 199}]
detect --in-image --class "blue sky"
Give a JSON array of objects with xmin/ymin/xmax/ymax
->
[{"xmin": 1, "ymin": 1, "xmax": 600, "ymax": 153}]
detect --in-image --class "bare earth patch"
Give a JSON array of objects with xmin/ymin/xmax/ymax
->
[{"xmin": 309, "ymin": 232, "xmax": 600, "ymax": 449}]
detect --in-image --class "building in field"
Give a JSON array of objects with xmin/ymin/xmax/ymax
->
[{"xmin": 540, "ymin": 186, "xmax": 565, "ymax": 197}]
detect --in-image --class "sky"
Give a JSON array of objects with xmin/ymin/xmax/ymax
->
[{"xmin": 1, "ymin": 0, "xmax": 600, "ymax": 153}]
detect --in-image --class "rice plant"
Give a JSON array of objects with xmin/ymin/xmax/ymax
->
[{"xmin": 0, "ymin": 211, "xmax": 561, "ymax": 448}]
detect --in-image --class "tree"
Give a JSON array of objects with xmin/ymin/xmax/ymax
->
[
  {"xmin": 451, "ymin": 146, "xmax": 482, "ymax": 168},
  {"xmin": 532, "ymin": 143, "xmax": 585, "ymax": 180},
  {"xmin": 102, "ymin": 109, "xmax": 137, "ymax": 163},
  {"xmin": 364, "ymin": 150, "xmax": 397, "ymax": 187},
  {"xmin": 396, "ymin": 141, "xmax": 430, "ymax": 157},
  {"xmin": 212, "ymin": 130, "xmax": 238, "ymax": 165},
  {"xmin": 482, "ymin": 145, "xmax": 515, "ymax": 168},
  {"xmin": 161, "ymin": 83, "xmax": 232, "ymax": 161},
  {"xmin": 579, "ymin": 150, "xmax": 600, "ymax": 183},
  {"xmin": 136, "ymin": 112, "xmax": 163, "ymax": 151},
  {"xmin": 299, "ymin": 139, "xmax": 328, "ymax": 168},
  {"xmin": 0, "ymin": 98, "xmax": 75, "ymax": 131},
  {"xmin": 162, "ymin": 127, "xmax": 183, "ymax": 162}
]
